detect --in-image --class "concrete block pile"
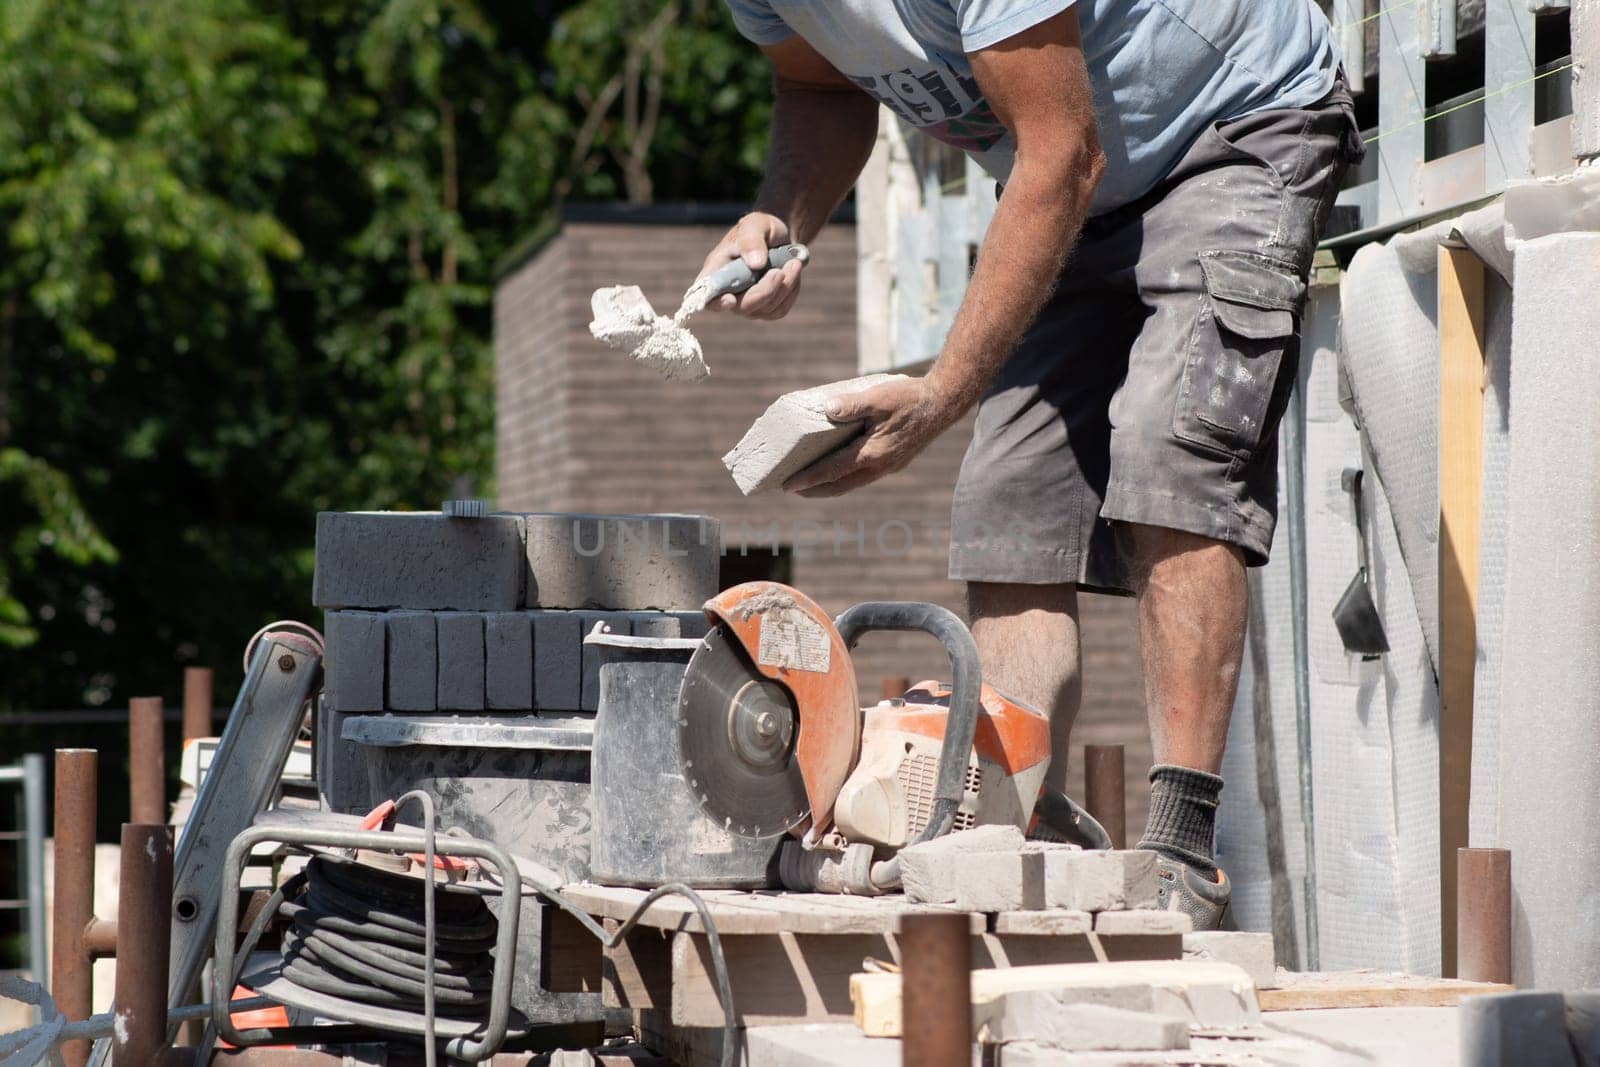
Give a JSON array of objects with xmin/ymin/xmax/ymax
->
[
  {"xmin": 316, "ymin": 510, "xmax": 719, "ymax": 717},
  {"xmin": 898, "ymin": 826, "xmax": 1189, "ymax": 936}
]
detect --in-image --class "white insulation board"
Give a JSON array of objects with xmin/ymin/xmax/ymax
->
[{"xmin": 1476, "ymin": 231, "xmax": 1600, "ymax": 989}]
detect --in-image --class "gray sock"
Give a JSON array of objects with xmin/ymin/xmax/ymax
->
[{"xmin": 1137, "ymin": 764, "xmax": 1224, "ymax": 869}]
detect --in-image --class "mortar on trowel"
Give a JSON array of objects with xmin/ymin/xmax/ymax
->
[{"xmin": 589, "ymin": 243, "xmax": 809, "ymax": 382}]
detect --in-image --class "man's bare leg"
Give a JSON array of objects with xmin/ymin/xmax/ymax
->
[
  {"xmin": 1128, "ymin": 523, "xmax": 1244, "ymax": 923},
  {"xmin": 1130, "ymin": 525, "xmax": 1247, "ymax": 773},
  {"xmin": 966, "ymin": 581, "xmax": 1081, "ymax": 795}
]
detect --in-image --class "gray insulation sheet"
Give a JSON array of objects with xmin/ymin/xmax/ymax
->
[{"xmin": 1474, "ymin": 231, "xmax": 1600, "ymax": 989}]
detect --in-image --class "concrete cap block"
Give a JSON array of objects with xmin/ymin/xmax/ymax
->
[
  {"xmin": 386, "ymin": 611, "xmax": 438, "ymax": 712},
  {"xmin": 485, "ymin": 612, "xmax": 534, "ymax": 710},
  {"xmin": 1041, "ymin": 850, "xmax": 1158, "ymax": 912},
  {"xmin": 518, "ymin": 513, "xmax": 720, "ymax": 611},
  {"xmin": 1093, "ymin": 910, "xmax": 1192, "ymax": 935},
  {"xmin": 900, "ymin": 825, "xmax": 1028, "ymax": 905},
  {"xmin": 1183, "ymin": 931, "xmax": 1277, "ymax": 990},
  {"xmin": 979, "ymin": 999, "xmax": 1190, "ymax": 1051},
  {"xmin": 1460, "ymin": 991, "xmax": 1576, "ymax": 1067},
  {"xmin": 436, "ymin": 612, "xmax": 487, "ymax": 711},
  {"xmin": 324, "ymin": 611, "xmax": 386, "ymax": 712},
  {"xmin": 313, "ymin": 511, "xmax": 524, "ymax": 611},
  {"xmin": 722, "ymin": 373, "xmax": 909, "ymax": 494}
]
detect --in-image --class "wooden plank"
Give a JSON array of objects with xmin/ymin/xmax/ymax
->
[
  {"xmin": 1259, "ymin": 969, "xmax": 1511, "ymax": 1011},
  {"xmin": 672, "ymin": 930, "xmax": 898, "ymax": 1028},
  {"xmin": 666, "ymin": 928, "xmax": 1184, "ymax": 1029},
  {"xmin": 542, "ymin": 903, "xmax": 604, "ymax": 993},
  {"xmin": 1438, "ymin": 244, "xmax": 1488, "ymax": 978},
  {"xmin": 602, "ymin": 919, "xmax": 674, "ymax": 1012}
]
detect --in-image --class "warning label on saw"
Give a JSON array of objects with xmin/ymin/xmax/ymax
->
[{"xmin": 756, "ymin": 609, "xmax": 831, "ymax": 673}]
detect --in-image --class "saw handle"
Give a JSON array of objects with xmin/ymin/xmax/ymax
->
[{"xmin": 833, "ymin": 601, "xmax": 982, "ymax": 886}]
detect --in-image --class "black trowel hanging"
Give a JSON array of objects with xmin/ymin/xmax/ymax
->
[{"xmin": 1332, "ymin": 468, "xmax": 1389, "ymax": 656}]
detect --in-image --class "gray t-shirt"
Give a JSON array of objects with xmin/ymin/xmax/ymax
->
[{"xmin": 722, "ymin": 0, "xmax": 1337, "ymax": 215}]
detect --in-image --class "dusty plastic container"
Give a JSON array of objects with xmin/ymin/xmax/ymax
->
[{"xmin": 586, "ymin": 631, "xmax": 783, "ymax": 888}]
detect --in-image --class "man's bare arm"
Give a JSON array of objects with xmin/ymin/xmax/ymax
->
[
  {"xmin": 700, "ymin": 36, "xmax": 879, "ymax": 319},
  {"xmin": 787, "ymin": 9, "xmax": 1104, "ymax": 495},
  {"xmin": 923, "ymin": 10, "xmax": 1104, "ymax": 416}
]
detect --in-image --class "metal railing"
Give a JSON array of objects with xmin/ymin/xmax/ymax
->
[{"xmin": 0, "ymin": 754, "xmax": 48, "ymax": 993}]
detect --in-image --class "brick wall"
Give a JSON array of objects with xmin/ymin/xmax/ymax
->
[{"xmin": 494, "ymin": 208, "xmax": 1152, "ymax": 832}]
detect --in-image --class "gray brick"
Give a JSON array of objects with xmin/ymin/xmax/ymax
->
[
  {"xmin": 899, "ymin": 826, "xmax": 1027, "ymax": 905},
  {"xmin": 1183, "ymin": 931, "xmax": 1277, "ymax": 989},
  {"xmin": 313, "ymin": 511, "xmax": 524, "ymax": 611},
  {"xmin": 576, "ymin": 611, "xmax": 632, "ymax": 712},
  {"xmin": 979, "ymin": 1001, "xmax": 1188, "ymax": 1051},
  {"xmin": 324, "ymin": 611, "xmax": 385, "ymax": 711},
  {"xmin": 387, "ymin": 612, "xmax": 437, "ymax": 712},
  {"xmin": 486, "ymin": 612, "xmax": 533, "ymax": 710},
  {"xmin": 520, "ymin": 513, "xmax": 720, "ymax": 610},
  {"xmin": 532, "ymin": 611, "xmax": 583, "ymax": 711},
  {"xmin": 437, "ymin": 613, "xmax": 486, "ymax": 711},
  {"xmin": 629, "ymin": 612, "xmax": 682, "ymax": 638},
  {"xmin": 674, "ymin": 610, "xmax": 712, "ymax": 639}
]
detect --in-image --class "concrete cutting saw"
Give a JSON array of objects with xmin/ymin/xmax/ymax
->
[{"xmin": 678, "ymin": 581, "xmax": 1053, "ymax": 894}]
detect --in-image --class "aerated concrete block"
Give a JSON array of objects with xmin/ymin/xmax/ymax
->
[
  {"xmin": 485, "ymin": 612, "xmax": 534, "ymax": 710},
  {"xmin": 533, "ymin": 611, "xmax": 583, "ymax": 711},
  {"xmin": 324, "ymin": 610, "xmax": 386, "ymax": 711},
  {"xmin": 980, "ymin": 1000, "xmax": 1189, "ymax": 1051},
  {"xmin": 386, "ymin": 612, "xmax": 437, "ymax": 712},
  {"xmin": 1093, "ymin": 910, "xmax": 1192, "ymax": 935},
  {"xmin": 520, "ymin": 513, "xmax": 720, "ymax": 610},
  {"xmin": 1039, "ymin": 849, "xmax": 1158, "ymax": 912},
  {"xmin": 577, "ymin": 611, "xmax": 631, "ymax": 712},
  {"xmin": 899, "ymin": 825, "xmax": 1027, "ymax": 905},
  {"xmin": 313, "ymin": 511, "xmax": 524, "ymax": 611},
  {"xmin": 722, "ymin": 373, "xmax": 909, "ymax": 494},
  {"xmin": 436, "ymin": 612, "xmax": 486, "ymax": 711},
  {"xmin": 1183, "ymin": 931, "xmax": 1277, "ymax": 989},
  {"xmin": 1460, "ymin": 992, "xmax": 1576, "ymax": 1067}
]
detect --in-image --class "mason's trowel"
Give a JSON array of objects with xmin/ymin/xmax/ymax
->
[{"xmin": 589, "ymin": 243, "xmax": 810, "ymax": 383}]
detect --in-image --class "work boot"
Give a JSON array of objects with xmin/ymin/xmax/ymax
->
[
  {"xmin": 1027, "ymin": 784, "xmax": 1113, "ymax": 850},
  {"xmin": 1151, "ymin": 853, "xmax": 1231, "ymax": 930}
]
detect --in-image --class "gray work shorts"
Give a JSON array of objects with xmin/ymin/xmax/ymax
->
[{"xmin": 949, "ymin": 83, "xmax": 1363, "ymax": 594}]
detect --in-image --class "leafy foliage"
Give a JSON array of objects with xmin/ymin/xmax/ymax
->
[{"xmin": 0, "ymin": 0, "xmax": 771, "ymax": 709}]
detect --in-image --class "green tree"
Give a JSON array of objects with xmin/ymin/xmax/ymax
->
[{"xmin": 0, "ymin": 0, "xmax": 771, "ymax": 712}]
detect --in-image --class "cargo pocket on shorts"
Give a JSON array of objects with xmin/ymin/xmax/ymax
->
[{"xmin": 1173, "ymin": 250, "xmax": 1305, "ymax": 459}]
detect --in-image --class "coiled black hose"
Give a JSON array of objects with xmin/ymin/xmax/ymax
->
[{"xmin": 277, "ymin": 854, "xmax": 497, "ymax": 1018}]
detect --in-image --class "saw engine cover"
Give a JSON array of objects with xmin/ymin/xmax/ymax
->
[{"xmin": 832, "ymin": 681, "xmax": 1051, "ymax": 849}]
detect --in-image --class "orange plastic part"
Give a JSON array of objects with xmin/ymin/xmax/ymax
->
[
  {"xmin": 702, "ymin": 581, "xmax": 862, "ymax": 837},
  {"xmin": 886, "ymin": 680, "xmax": 1052, "ymax": 775}
]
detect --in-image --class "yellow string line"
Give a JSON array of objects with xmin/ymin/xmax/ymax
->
[{"xmin": 1363, "ymin": 61, "xmax": 1574, "ymax": 144}]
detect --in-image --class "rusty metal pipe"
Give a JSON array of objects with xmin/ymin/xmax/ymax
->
[
  {"xmin": 881, "ymin": 675, "xmax": 910, "ymax": 701},
  {"xmin": 182, "ymin": 668, "xmax": 214, "ymax": 741},
  {"xmin": 112, "ymin": 823, "xmax": 173, "ymax": 1066},
  {"xmin": 129, "ymin": 697, "xmax": 166, "ymax": 825},
  {"xmin": 1084, "ymin": 743, "xmax": 1127, "ymax": 850},
  {"xmin": 1457, "ymin": 847, "xmax": 1511, "ymax": 984},
  {"xmin": 53, "ymin": 749, "xmax": 98, "ymax": 1067},
  {"xmin": 83, "ymin": 917, "xmax": 118, "ymax": 958},
  {"xmin": 899, "ymin": 912, "xmax": 971, "ymax": 1067}
]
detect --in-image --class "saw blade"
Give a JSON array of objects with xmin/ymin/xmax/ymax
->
[{"xmin": 677, "ymin": 624, "xmax": 809, "ymax": 837}]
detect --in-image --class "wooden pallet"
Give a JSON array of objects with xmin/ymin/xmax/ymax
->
[{"xmin": 555, "ymin": 884, "xmax": 1187, "ymax": 1032}]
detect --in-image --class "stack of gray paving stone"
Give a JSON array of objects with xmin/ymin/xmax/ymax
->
[{"xmin": 311, "ymin": 508, "xmax": 721, "ymax": 1041}]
